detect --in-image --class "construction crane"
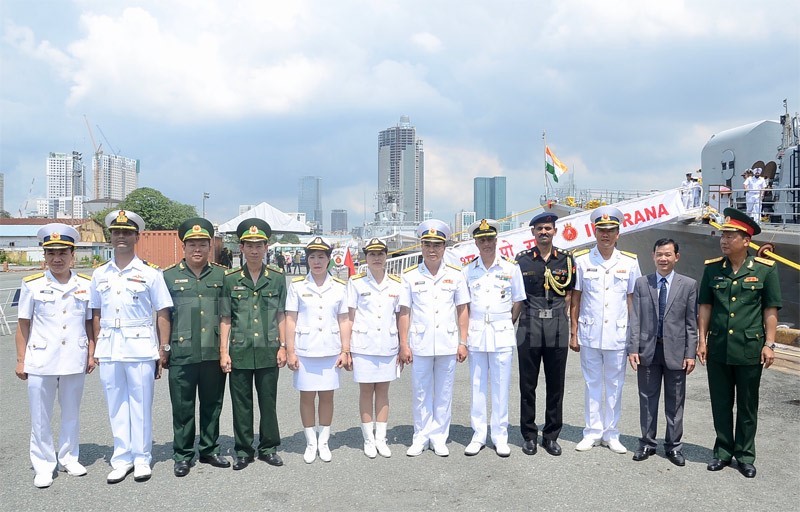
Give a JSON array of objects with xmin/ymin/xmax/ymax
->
[
  {"xmin": 96, "ymin": 124, "xmax": 120, "ymax": 156},
  {"xmin": 83, "ymin": 114, "xmax": 102, "ymax": 156},
  {"xmin": 18, "ymin": 177, "xmax": 35, "ymax": 217}
]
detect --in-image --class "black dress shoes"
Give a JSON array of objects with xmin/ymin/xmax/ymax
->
[
  {"xmin": 542, "ymin": 439, "xmax": 562, "ymax": 456},
  {"xmin": 232, "ymin": 456, "xmax": 254, "ymax": 471},
  {"xmin": 632, "ymin": 447, "xmax": 656, "ymax": 461},
  {"xmin": 199, "ymin": 454, "xmax": 231, "ymax": 468},
  {"xmin": 521, "ymin": 439, "xmax": 538, "ymax": 455},
  {"xmin": 173, "ymin": 461, "xmax": 190, "ymax": 477},
  {"xmin": 707, "ymin": 458, "xmax": 731, "ymax": 471},
  {"xmin": 737, "ymin": 462, "xmax": 757, "ymax": 478},
  {"xmin": 666, "ymin": 450, "xmax": 686, "ymax": 467},
  {"xmin": 258, "ymin": 453, "xmax": 284, "ymax": 467}
]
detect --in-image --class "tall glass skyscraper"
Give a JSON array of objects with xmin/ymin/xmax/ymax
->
[
  {"xmin": 298, "ymin": 176, "xmax": 322, "ymax": 232},
  {"xmin": 377, "ymin": 115, "xmax": 425, "ymax": 222},
  {"xmin": 473, "ymin": 176, "xmax": 507, "ymax": 220}
]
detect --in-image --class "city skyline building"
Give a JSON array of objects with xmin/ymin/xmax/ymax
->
[
  {"xmin": 331, "ymin": 209, "xmax": 347, "ymax": 233},
  {"xmin": 377, "ymin": 115, "xmax": 425, "ymax": 222},
  {"xmin": 46, "ymin": 151, "xmax": 87, "ymax": 218},
  {"xmin": 454, "ymin": 210, "xmax": 476, "ymax": 241},
  {"xmin": 473, "ymin": 176, "xmax": 507, "ymax": 221},
  {"xmin": 298, "ymin": 176, "xmax": 322, "ymax": 233},
  {"xmin": 93, "ymin": 153, "xmax": 139, "ymax": 201}
]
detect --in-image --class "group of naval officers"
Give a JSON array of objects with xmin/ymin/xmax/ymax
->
[{"xmin": 14, "ymin": 203, "xmax": 781, "ymax": 488}]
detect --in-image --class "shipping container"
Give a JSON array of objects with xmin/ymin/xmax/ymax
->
[{"xmin": 137, "ymin": 231, "xmax": 223, "ymax": 269}]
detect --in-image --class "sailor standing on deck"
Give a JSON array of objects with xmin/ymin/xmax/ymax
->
[
  {"xmin": 15, "ymin": 224, "xmax": 94, "ymax": 489},
  {"xmin": 398, "ymin": 219, "xmax": 470, "ymax": 457},
  {"xmin": 462, "ymin": 219, "xmax": 525, "ymax": 458},
  {"xmin": 681, "ymin": 173, "xmax": 694, "ymax": 209},
  {"xmin": 90, "ymin": 210, "xmax": 173, "ymax": 483},
  {"xmin": 571, "ymin": 206, "xmax": 641, "ymax": 454}
]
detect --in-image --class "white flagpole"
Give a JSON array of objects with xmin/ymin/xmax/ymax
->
[{"xmin": 543, "ymin": 130, "xmax": 548, "ymax": 195}]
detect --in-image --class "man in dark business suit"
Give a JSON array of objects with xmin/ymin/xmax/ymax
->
[{"xmin": 627, "ymin": 238, "xmax": 697, "ymax": 467}]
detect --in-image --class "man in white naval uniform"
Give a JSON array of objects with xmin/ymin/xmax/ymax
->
[
  {"xmin": 680, "ymin": 173, "xmax": 693, "ymax": 209},
  {"xmin": 90, "ymin": 210, "xmax": 173, "ymax": 483},
  {"xmin": 462, "ymin": 219, "xmax": 525, "ymax": 457},
  {"xmin": 399, "ymin": 219, "xmax": 470, "ymax": 457},
  {"xmin": 747, "ymin": 168, "xmax": 767, "ymax": 224},
  {"xmin": 15, "ymin": 224, "xmax": 94, "ymax": 488},
  {"xmin": 571, "ymin": 206, "xmax": 641, "ymax": 454}
]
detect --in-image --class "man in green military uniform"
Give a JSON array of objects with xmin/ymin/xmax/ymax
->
[
  {"xmin": 697, "ymin": 208, "xmax": 781, "ymax": 479},
  {"xmin": 220, "ymin": 218, "xmax": 287, "ymax": 470},
  {"xmin": 163, "ymin": 218, "xmax": 230, "ymax": 477}
]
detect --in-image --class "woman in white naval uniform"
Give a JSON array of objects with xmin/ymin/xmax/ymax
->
[
  {"xmin": 462, "ymin": 219, "xmax": 525, "ymax": 458},
  {"xmin": 15, "ymin": 224, "xmax": 94, "ymax": 488},
  {"xmin": 398, "ymin": 219, "xmax": 470, "ymax": 457},
  {"xmin": 286, "ymin": 237, "xmax": 351, "ymax": 463},
  {"xmin": 347, "ymin": 238, "xmax": 403, "ymax": 458}
]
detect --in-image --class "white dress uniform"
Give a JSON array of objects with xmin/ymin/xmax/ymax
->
[
  {"xmin": 745, "ymin": 172, "xmax": 766, "ymax": 222},
  {"xmin": 680, "ymin": 177, "xmax": 693, "ymax": 208},
  {"xmin": 347, "ymin": 268, "xmax": 403, "ymax": 383},
  {"xmin": 574, "ymin": 246, "xmax": 641, "ymax": 443},
  {"xmin": 400, "ymin": 260, "xmax": 470, "ymax": 448},
  {"xmin": 463, "ymin": 254, "xmax": 525, "ymax": 447},
  {"xmin": 19, "ymin": 270, "xmax": 92, "ymax": 479},
  {"xmin": 286, "ymin": 273, "xmax": 348, "ymax": 391},
  {"xmin": 90, "ymin": 256, "xmax": 173, "ymax": 469}
]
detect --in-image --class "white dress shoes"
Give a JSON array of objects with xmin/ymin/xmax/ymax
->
[
  {"xmin": 603, "ymin": 439, "xmax": 628, "ymax": 454},
  {"xmin": 133, "ymin": 464, "xmax": 152, "ymax": 482},
  {"xmin": 575, "ymin": 437, "xmax": 600, "ymax": 452},
  {"xmin": 61, "ymin": 462, "xmax": 87, "ymax": 477},
  {"xmin": 406, "ymin": 441, "xmax": 428, "ymax": 457},
  {"xmin": 432, "ymin": 443, "xmax": 449, "ymax": 457},
  {"xmin": 107, "ymin": 463, "xmax": 134, "ymax": 484},
  {"xmin": 34, "ymin": 473, "xmax": 53, "ymax": 488},
  {"xmin": 495, "ymin": 442, "xmax": 511, "ymax": 457},
  {"xmin": 464, "ymin": 442, "xmax": 484, "ymax": 456}
]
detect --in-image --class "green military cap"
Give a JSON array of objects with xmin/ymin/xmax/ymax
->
[
  {"xmin": 105, "ymin": 209, "xmax": 145, "ymax": 231},
  {"xmin": 178, "ymin": 217, "xmax": 214, "ymax": 241},
  {"xmin": 721, "ymin": 208, "xmax": 761, "ymax": 236},
  {"xmin": 237, "ymin": 218, "xmax": 271, "ymax": 241},
  {"xmin": 363, "ymin": 237, "xmax": 387, "ymax": 254}
]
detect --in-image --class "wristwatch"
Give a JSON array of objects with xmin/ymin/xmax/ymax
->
[
  {"xmin": 279, "ymin": 342, "xmax": 286, "ymax": 348},
  {"xmin": 160, "ymin": 344, "xmax": 171, "ymax": 353},
  {"xmin": 766, "ymin": 343, "xmax": 776, "ymax": 350}
]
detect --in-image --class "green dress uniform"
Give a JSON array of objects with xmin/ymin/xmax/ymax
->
[
  {"xmin": 699, "ymin": 253, "xmax": 781, "ymax": 463},
  {"xmin": 164, "ymin": 259, "xmax": 227, "ymax": 462},
  {"xmin": 221, "ymin": 263, "xmax": 286, "ymax": 458}
]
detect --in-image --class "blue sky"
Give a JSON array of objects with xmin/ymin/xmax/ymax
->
[{"xmin": 1, "ymin": 0, "xmax": 798, "ymax": 228}]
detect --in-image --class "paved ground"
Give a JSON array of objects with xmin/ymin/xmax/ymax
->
[{"xmin": 0, "ymin": 269, "xmax": 798, "ymax": 511}]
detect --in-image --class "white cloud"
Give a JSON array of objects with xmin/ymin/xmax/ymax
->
[{"xmin": 411, "ymin": 32, "xmax": 443, "ymax": 53}]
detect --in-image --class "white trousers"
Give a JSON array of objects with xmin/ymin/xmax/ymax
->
[
  {"xmin": 469, "ymin": 350, "xmax": 512, "ymax": 445},
  {"xmin": 410, "ymin": 355, "xmax": 456, "ymax": 446},
  {"xmin": 579, "ymin": 347, "xmax": 626, "ymax": 441},
  {"xmin": 746, "ymin": 195, "xmax": 762, "ymax": 223},
  {"xmin": 27, "ymin": 373, "xmax": 85, "ymax": 476},
  {"xmin": 99, "ymin": 361, "xmax": 156, "ymax": 468}
]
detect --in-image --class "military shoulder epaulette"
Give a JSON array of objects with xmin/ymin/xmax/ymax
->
[
  {"xmin": 142, "ymin": 260, "xmax": 160, "ymax": 269},
  {"xmin": 210, "ymin": 261, "xmax": 226, "ymax": 268},
  {"xmin": 573, "ymin": 248, "xmax": 590, "ymax": 257},
  {"xmin": 225, "ymin": 267, "xmax": 241, "ymax": 276},
  {"xmin": 163, "ymin": 263, "xmax": 178, "ymax": 271},
  {"xmin": 754, "ymin": 256, "xmax": 775, "ymax": 267},
  {"xmin": 267, "ymin": 263, "xmax": 284, "ymax": 273},
  {"xmin": 23, "ymin": 272, "xmax": 45, "ymax": 282},
  {"xmin": 352, "ymin": 272, "xmax": 366, "ymax": 280},
  {"xmin": 704, "ymin": 257, "xmax": 724, "ymax": 265},
  {"xmin": 446, "ymin": 263, "xmax": 462, "ymax": 271},
  {"xmin": 620, "ymin": 250, "xmax": 638, "ymax": 259},
  {"xmin": 502, "ymin": 256, "xmax": 519, "ymax": 265},
  {"xmin": 94, "ymin": 259, "xmax": 110, "ymax": 268},
  {"xmin": 77, "ymin": 273, "xmax": 91, "ymax": 280},
  {"xmin": 403, "ymin": 264, "xmax": 419, "ymax": 273},
  {"xmin": 388, "ymin": 274, "xmax": 401, "ymax": 283},
  {"xmin": 332, "ymin": 276, "xmax": 347, "ymax": 285},
  {"xmin": 292, "ymin": 276, "xmax": 305, "ymax": 283}
]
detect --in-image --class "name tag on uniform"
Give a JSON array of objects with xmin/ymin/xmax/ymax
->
[
  {"xmin": 360, "ymin": 292, "xmax": 371, "ymax": 296},
  {"xmin": 586, "ymin": 268, "xmax": 598, "ymax": 272},
  {"xmin": 302, "ymin": 293, "xmax": 313, "ymax": 297},
  {"xmin": 443, "ymin": 279, "xmax": 453, "ymax": 284},
  {"xmin": 40, "ymin": 289, "xmax": 54, "ymax": 294},
  {"xmin": 714, "ymin": 276, "xmax": 724, "ymax": 281},
  {"xmin": 127, "ymin": 277, "xmax": 146, "ymax": 283},
  {"xmin": 233, "ymin": 286, "xmax": 246, "ymax": 291},
  {"xmin": 538, "ymin": 309, "xmax": 553, "ymax": 319},
  {"xmin": 174, "ymin": 278, "xmax": 189, "ymax": 283}
]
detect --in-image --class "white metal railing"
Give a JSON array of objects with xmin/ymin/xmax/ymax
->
[
  {"xmin": 707, "ymin": 186, "xmax": 800, "ymax": 226},
  {"xmin": 0, "ymin": 287, "xmax": 20, "ymax": 335}
]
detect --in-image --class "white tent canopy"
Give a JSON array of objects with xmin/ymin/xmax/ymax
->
[{"xmin": 218, "ymin": 202, "xmax": 311, "ymax": 234}]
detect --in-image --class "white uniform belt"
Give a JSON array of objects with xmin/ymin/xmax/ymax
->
[
  {"xmin": 100, "ymin": 318, "xmax": 153, "ymax": 328},
  {"xmin": 471, "ymin": 311, "xmax": 512, "ymax": 323}
]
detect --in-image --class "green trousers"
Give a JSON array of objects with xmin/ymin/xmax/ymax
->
[
  {"xmin": 229, "ymin": 367, "xmax": 281, "ymax": 457},
  {"xmin": 168, "ymin": 360, "xmax": 227, "ymax": 461},
  {"xmin": 706, "ymin": 359, "xmax": 763, "ymax": 464}
]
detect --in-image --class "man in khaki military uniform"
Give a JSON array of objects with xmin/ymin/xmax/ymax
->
[
  {"xmin": 697, "ymin": 208, "xmax": 781, "ymax": 479},
  {"xmin": 163, "ymin": 218, "xmax": 230, "ymax": 476}
]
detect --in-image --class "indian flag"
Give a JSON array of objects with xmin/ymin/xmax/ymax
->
[{"xmin": 545, "ymin": 145, "xmax": 568, "ymax": 183}]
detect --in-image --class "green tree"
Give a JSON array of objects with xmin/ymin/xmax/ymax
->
[
  {"xmin": 0, "ymin": 210, "xmax": 11, "ymax": 219},
  {"xmin": 277, "ymin": 233, "xmax": 301, "ymax": 244},
  {"xmin": 93, "ymin": 188, "xmax": 198, "ymax": 231}
]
